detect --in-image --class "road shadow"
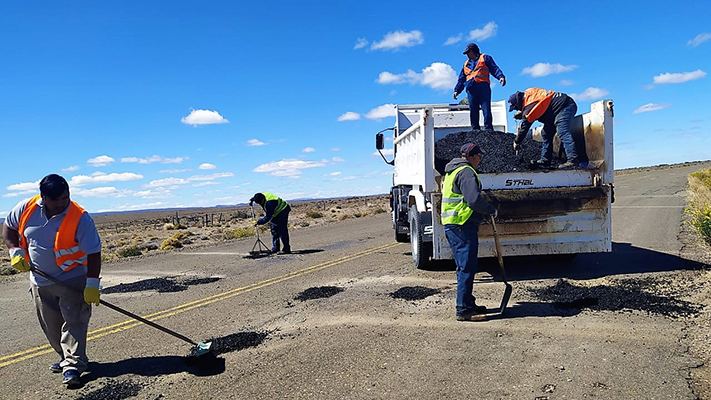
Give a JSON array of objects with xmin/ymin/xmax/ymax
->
[
  {"xmin": 477, "ymin": 241, "xmax": 705, "ymax": 282},
  {"xmin": 481, "ymin": 302, "xmax": 584, "ymax": 321},
  {"xmin": 82, "ymin": 355, "xmax": 225, "ymax": 384},
  {"xmin": 243, "ymin": 249, "xmax": 324, "ymax": 259}
]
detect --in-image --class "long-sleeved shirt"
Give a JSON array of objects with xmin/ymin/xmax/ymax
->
[
  {"xmin": 515, "ymin": 92, "xmax": 575, "ymax": 144},
  {"xmin": 257, "ymin": 200, "xmax": 291, "ymax": 225},
  {"xmin": 443, "ymin": 158, "xmax": 497, "ymax": 226},
  {"xmin": 454, "ymin": 54, "xmax": 505, "ymax": 95}
]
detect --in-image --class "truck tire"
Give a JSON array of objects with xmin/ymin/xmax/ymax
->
[{"xmin": 409, "ymin": 205, "xmax": 432, "ymax": 269}]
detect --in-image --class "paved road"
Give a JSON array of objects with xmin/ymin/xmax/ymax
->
[{"xmin": 1, "ymin": 163, "xmax": 709, "ymax": 399}]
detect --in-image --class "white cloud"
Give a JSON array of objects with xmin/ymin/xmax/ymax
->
[
  {"xmin": 371, "ymin": 30, "xmax": 423, "ymax": 51},
  {"xmin": 374, "ymin": 149, "xmax": 394, "ymax": 156},
  {"xmin": 377, "ymin": 62, "xmax": 457, "ymax": 91},
  {"xmin": 134, "ymin": 187, "xmax": 173, "ymax": 199},
  {"xmin": 522, "ymin": 63, "xmax": 577, "ymax": 77},
  {"xmin": 181, "ymin": 109, "xmax": 229, "ymax": 126},
  {"xmin": 560, "ymin": 80, "xmax": 574, "ymax": 86},
  {"xmin": 302, "ymin": 147, "xmax": 315, "ymax": 153},
  {"xmin": 73, "ymin": 186, "xmax": 132, "ymax": 198},
  {"xmin": 192, "ymin": 181, "xmax": 220, "ymax": 187},
  {"xmin": 62, "ymin": 165, "xmax": 80, "ymax": 172},
  {"xmin": 570, "ymin": 87, "xmax": 609, "ymax": 101},
  {"xmin": 688, "ymin": 33, "xmax": 711, "ymax": 47},
  {"xmin": 354, "ymin": 38, "xmax": 368, "ymax": 49},
  {"xmin": 199, "ymin": 163, "xmax": 217, "ymax": 170},
  {"xmin": 121, "ymin": 155, "xmax": 185, "ymax": 164},
  {"xmin": 188, "ymin": 172, "xmax": 233, "ymax": 181},
  {"xmin": 633, "ymin": 103, "xmax": 671, "ymax": 114},
  {"xmin": 338, "ymin": 111, "xmax": 360, "ymax": 121},
  {"xmin": 146, "ymin": 177, "xmax": 190, "ymax": 188},
  {"xmin": 7, "ymin": 181, "xmax": 39, "ymax": 191},
  {"xmin": 247, "ymin": 139, "xmax": 266, "ymax": 146},
  {"xmin": 332, "ymin": 156, "xmax": 345, "ymax": 162},
  {"xmin": 98, "ymin": 201, "xmax": 167, "ymax": 213},
  {"xmin": 365, "ymin": 104, "xmax": 396, "ymax": 120},
  {"xmin": 653, "ymin": 70, "xmax": 706, "ymax": 84},
  {"xmin": 331, "ymin": 175, "xmax": 358, "ymax": 181},
  {"xmin": 159, "ymin": 168, "xmax": 189, "ymax": 174},
  {"xmin": 70, "ymin": 172, "xmax": 143, "ymax": 187},
  {"xmin": 329, "ymin": 171, "xmax": 342, "ymax": 176},
  {"xmin": 444, "ymin": 34, "xmax": 463, "ymax": 46},
  {"xmin": 467, "ymin": 21, "xmax": 498, "ymax": 41},
  {"xmin": 253, "ymin": 159, "xmax": 327, "ymax": 177},
  {"xmin": 87, "ymin": 155, "xmax": 115, "ymax": 167}
]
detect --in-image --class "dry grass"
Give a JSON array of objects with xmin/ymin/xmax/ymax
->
[{"xmin": 687, "ymin": 168, "xmax": 711, "ymax": 246}]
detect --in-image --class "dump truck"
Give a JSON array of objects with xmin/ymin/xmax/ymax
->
[{"xmin": 375, "ymin": 99, "xmax": 614, "ymax": 268}]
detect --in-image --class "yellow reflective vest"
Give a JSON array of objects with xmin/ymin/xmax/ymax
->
[{"xmin": 441, "ymin": 165, "xmax": 481, "ymax": 225}]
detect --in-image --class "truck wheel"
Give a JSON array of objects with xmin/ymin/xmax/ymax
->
[{"xmin": 409, "ymin": 206, "xmax": 432, "ymax": 269}]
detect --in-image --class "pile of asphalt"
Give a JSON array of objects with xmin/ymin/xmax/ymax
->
[
  {"xmin": 75, "ymin": 379, "xmax": 142, "ymax": 400},
  {"xmin": 434, "ymin": 129, "xmax": 546, "ymax": 174},
  {"xmin": 102, "ymin": 276, "xmax": 220, "ymax": 294},
  {"xmin": 530, "ymin": 278, "xmax": 700, "ymax": 318},
  {"xmin": 294, "ymin": 286, "xmax": 344, "ymax": 301},
  {"xmin": 208, "ymin": 331, "xmax": 270, "ymax": 355},
  {"xmin": 389, "ymin": 286, "xmax": 441, "ymax": 301}
]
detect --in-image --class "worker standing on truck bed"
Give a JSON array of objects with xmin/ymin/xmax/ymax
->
[
  {"xmin": 508, "ymin": 88, "xmax": 585, "ymax": 169},
  {"xmin": 250, "ymin": 192, "xmax": 291, "ymax": 254},
  {"xmin": 441, "ymin": 143, "xmax": 498, "ymax": 321},
  {"xmin": 2, "ymin": 174, "xmax": 102, "ymax": 387},
  {"xmin": 453, "ymin": 43, "xmax": 506, "ymax": 132}
]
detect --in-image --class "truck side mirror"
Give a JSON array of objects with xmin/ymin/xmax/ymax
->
[{"xmin": 375, "ymin": 133, "xmax": 384, "ymax": 150}]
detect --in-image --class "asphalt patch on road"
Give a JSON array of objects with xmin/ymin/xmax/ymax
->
[
  {"xmin": 102, "ymin": 276, "xmax": 221, "ymax": 294},
  {"xmin": 74, "ymin": 378, "xmax": 142, "ymax": 400},
  {"xmin": 206, "ymin": 331, "xmax": 270, "ymax": 355},
  {"xmin": 530, "ymin": 278, "xmax": 701, "ymax": 318},
  {"xmin": 294, "ymin": 286, "xmax": 344, "ymax": 301},
  {"xmin": 390, "ymin": 286, "xmax": 441, "ymax": 301}
]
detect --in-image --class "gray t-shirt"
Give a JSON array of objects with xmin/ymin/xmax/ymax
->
[{"xmin": 4, "ymin": 197, "xmax": 101, "ymax": 286}]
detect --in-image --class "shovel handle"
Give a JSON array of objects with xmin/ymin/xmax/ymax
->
[
  {"xmin": 30, "ymin": 267, "xmax": 198, "ymax": 346},
  {"xmin": 490, "ymin": 216, "xmax": 507, "ymax": 282}
]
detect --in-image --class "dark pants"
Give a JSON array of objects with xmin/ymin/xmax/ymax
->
[
  {"xmin": 541, "ymin": 101, "xmax": 578, "ymax": 163},
  {"xmin": 444, "ymin": 220, "xmax": 480, "ymax": 315},
  {"xmin": 270, "ymin": 206, "xmax": 290, "ymax": 252},
  {"xmin": 466, "ymin": 82, "xmax": 493, "ymax": 130}
]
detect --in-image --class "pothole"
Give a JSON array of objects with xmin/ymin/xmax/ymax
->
[
  {"xmin": 102, "ymin": 276, "xmax": 221, "ymax": 294},
  {"xmin": 74, "ymin": 379, "xmax": 142, "ymax": 400},
  {"xmin": 294, "ymin": 286, "xmax": 344, "ymax": 301}
]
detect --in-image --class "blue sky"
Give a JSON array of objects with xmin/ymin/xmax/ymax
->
[{"xmin": 1, "ymin": 1, "xmax": 709, "ymax": 215}]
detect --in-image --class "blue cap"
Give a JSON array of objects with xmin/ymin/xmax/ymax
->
[
  {"xmin": 508, "ymin": 92, "xmax": 522, "ymax": 112},
  {"xmin": 462, "ymin": 43, "xmax": 479, "ymax": 54}
]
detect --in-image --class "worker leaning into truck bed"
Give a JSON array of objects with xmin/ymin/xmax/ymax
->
[
  {"xmin": 453, "ymin": 42, "xmax": 506, "ymax": 132},
  {"xmin": 442, "ymin": 143, "xmax": 498, "ymax": 321},
  {"xmin": 250, "ymin": 192, "xmax": 291, "ymax": 254},
  {"xmin": 508, "ymin": 88, "xmax": 586, "ymax": 169}
]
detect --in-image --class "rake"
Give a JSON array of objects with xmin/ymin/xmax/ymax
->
[{"xmin": 249, "ymin": 203, "xmax": 272, "ymax": 256}]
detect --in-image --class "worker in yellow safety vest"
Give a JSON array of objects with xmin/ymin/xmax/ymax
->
[{"xmin": 250, "ymin": 192, "xmax": 292, "ymax": 254}]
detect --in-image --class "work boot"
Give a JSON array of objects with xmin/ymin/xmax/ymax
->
[
  {"xmin": 50, "ymin": 361, "xmax": 63, "ymax": 373},
  {"xmin": 557, "ymin": 160, "xmax": 579, "ymax": 169},
  {"xmin": 278, "ymin": 247, "xmax": 291, "ymax": 255},
  {"xmin": 529, "ymin": 159, "xmax": 553, "ymax": 170},
  {"xmin": 62, "ymin": 369, "xmax": 81, "ymax": 387},
  {"xmin": 456, "ymin": 310, "xmax": 487, "ymax": 321}
]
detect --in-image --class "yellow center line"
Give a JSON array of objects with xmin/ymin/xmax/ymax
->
[{"xmin": 0, "ymin": 242, "xmax": 400, "ymax": 367}]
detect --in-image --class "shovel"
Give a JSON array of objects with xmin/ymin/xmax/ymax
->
[
  {"xmin": 29, "ymin": 267, "xmax": 213, "ymax": 360},
  {"xmin": 490, "ymin": 215, "xmax": 513, "ymax": 315},
  {"xmin": 249, "ymin": 204, "xmax": 272, "ymax": 257}
]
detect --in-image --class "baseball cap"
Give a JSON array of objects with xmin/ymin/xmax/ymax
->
[
  {"xmin": 461, "ymin": 143, "xmax": 485, "ymax": 157},
  {"xmin": 462, "ymin": 43, "xmax": 479, "ymax": 54},
  {"xmin": 508, "ymin": 92, "xmax": 522, "ymax": 112}
]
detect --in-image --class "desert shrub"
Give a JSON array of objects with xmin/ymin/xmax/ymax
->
[
  {"xmin": 171, "ymin": 231, "xmax": 193, "ymax": 241},
  {"xmin": 223, "ymin": 227, "xmax": 255, "ymax": 240},
  {"xmin": 372, "ymin": 207, "xmax": 387, "ymax": 214},
  {"xmin": 689, "ymin": 204, "xmax": 711, "ymax": 245},
  {"xmin": 338, "ymin": 214, "xmax": 353, "ymax": 221},
  {"xmin": 691, "ymin": 169, "xmax": 711, "ymax": 189},
  {"xmin": 142, "ymin": 243, "xmax": 159, "ymax": 251},
  {"xmin": 160, "ymin": 237, "xmax": 183, "ymax": 250},
  {"xmin": 0, "ymin": 266, "xmax": 19, "ymax": 276},
  {"xmin": 300, "ymin": 221, "xmax": 310, "ymax": 227},
  {"xmin": 117, "ymin": 246, "xmax": 142, "ymax": 258},
  {"xmin": 305, "ymin": 210, "xmax": 324, "ymax": 219},
  {"xmin": 163, "ymin": 222, "xmax": 186, "ymax": 230}
]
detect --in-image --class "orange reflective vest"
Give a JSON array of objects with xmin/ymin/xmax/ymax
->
[
  {"xmin": 18, "ymin": 195, "xmax": 88, "ymax": 271},
  {"xmin": 463, "ymin": 54, "xmax": 490, "ymax": 83},
  {"xmin": 523, "ymin": 88, "xmax": 556, "ymax": 123}
]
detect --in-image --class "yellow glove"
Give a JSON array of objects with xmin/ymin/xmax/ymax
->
[
  {"xmin": 84, "ymin": 278, "xmax": 101, "ymax": 306},
  {"xmin": 9, "ymin": 248, "xmax": 30, "ymax": 272},
  {"xmin": 253, "ymin": 221, "xmax": 259, "ymax": 227}
]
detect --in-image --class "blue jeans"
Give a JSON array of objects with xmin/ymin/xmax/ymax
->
[
  {"xmin": 444, "ymin": 221, "xmax": 480, "ymax": 315},
  {"xmin": 270, "ymin": 207, "xmax": 290, "ymax": 252},
  {"xmin": 466, "ymin": 82, "xmax": 492, "ymax": 130},
  {"xmin": 541, "ymin": 101, "xmax": 578, "ymax": 163}
]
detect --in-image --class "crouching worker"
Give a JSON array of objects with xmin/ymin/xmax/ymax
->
[
  {"xmin": 2, "ymin": 174, "xmax": 102, "ymax": 387},
  {"xmin": 442, "ymin": 144, "xmax": 498, "ymax": 321},
  {"xmin": 250, "ymin": 192, "xmax": 291, "ymax": 254}
]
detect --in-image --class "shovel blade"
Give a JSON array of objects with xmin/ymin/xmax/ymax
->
[{"xmin": 499, "ymin": 283, "xmax": 513, "ymax": 315}]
